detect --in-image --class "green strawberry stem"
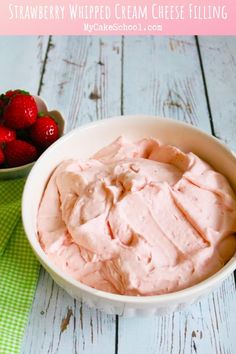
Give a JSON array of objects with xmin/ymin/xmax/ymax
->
[{"xmin": 18, "ymin": 89, "xmax": 30, "ymax": 95}]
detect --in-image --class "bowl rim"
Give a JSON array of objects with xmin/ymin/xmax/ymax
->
[
  {"xmin": 22, "ymin": 115, "xmax": 236, "ymax": 304},
  {"xmin": 0, "ymin": 161, "xmax": 34, "ymax": 173}
]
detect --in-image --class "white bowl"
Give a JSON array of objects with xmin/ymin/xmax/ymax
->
[
  {"xmin": 0, "ymin": 95, "xmax": 65, "ymax": 180},
  {"xmin": 22, "ymin": 116, "xmax": 236, "ymax": 316}
]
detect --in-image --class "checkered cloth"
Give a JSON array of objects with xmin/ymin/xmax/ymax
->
[{"xmin": 0, "ymin": 178, "xmax": 40, "ymax": 353}]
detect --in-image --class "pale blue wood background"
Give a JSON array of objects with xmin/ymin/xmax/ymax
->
[{"xmin": 0, "ymin": 36, "xmax": 235, "ymax": 354}]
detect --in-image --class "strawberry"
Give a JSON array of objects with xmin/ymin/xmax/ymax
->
[
  {"xmin": 0, "ymin": 147, "xmax": 5, "ymax": 165},
  {"xmin": 29, "ymin": 115, "xmax": 59, "ymax": 148},
  {"xmin": 3, "ymin": 94, "xmax": 38, "ymax": 129},
  {"xmin": 4, "ymin": 140, "xmax": 37, "ymax": 167},
  {"xmin": 5, "ymin": 89, "xmax": 25, "ymax": 98},
  {"xmin": 1, "ymin": 91, "xmax": 20, "ymax": 115},
  {"xmin": 0, "ymin": 126, "xmax": 16, "ymax": 144}
]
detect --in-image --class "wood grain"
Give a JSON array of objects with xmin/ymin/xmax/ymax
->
[
  {"xmin": 22, "ymin": 271, "xmax": 116, "ymax": 354},
  {"xmin": 0, "ymin": 36, "xmax": 49, "ymax": 94},
  {"xmin": 118, "ymin": 281, "xmax": 236, "ymax": 354},
  {"xmin": 122, "ymin": 36, "xmax": 211, "ymax": 131},
  {"xmin": 38, "ymin": 36, "xmax": 122, "ymax": 131},
  {"xmin": 198, "ymin": 36, "xmax": 236, "ymax": 150}
]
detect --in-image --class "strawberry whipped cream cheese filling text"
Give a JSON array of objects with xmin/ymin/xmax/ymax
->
[{"xmin": 38, "ymin": 137, "xmax": 236, "ymax": 296}]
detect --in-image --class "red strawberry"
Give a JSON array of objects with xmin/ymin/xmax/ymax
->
[
  {"xmin": 1, "ymin": 91, "xmax": 18, "ymax": 115},
  {"xmin": 0, "ymin": 147, "xmax": 5, "ymax": 165},
  {"xmin": 29, "ymin": 116, "xmax": 59, "ymax": 148},
  {"xmin": 3, "ymin": 94, "xmax": 38, "ymax": 129},
  {"xmin": 5, "ymin": 140, "xmax": 37, "ymax": 167},
  {"xmin": 0, "ymin": 126, "xmax": 16, "ymax": 144},
  {"xmin": 5, "ymin": 89, "xmax": 24, "ymax": 98}
]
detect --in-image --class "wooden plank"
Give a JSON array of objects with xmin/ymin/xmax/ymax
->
[
  {"xmin": 22, "ymin": 36, "xmax": 122, "ymax": 354},
  {"xmin": 122, "ymin": 36, "xmax": 211, "ymax": 131},
  {"xmin": 118, "ymin": 281, "xmax": 236, "ymax": 354},
  {"xmin": 22, "ymin": 270, "xmax": 116, "ymax": 354},
  {"xmin": 0, "ymin": 36, "xmax": 49, "ymax": 94},
  {"xmin": 38, "ymin": 36, "xmax": 122, "ymax": 131},
  {"xmin": 198, "ymin": 36, "xmax": 236, "ymax": 150},
  {"xmin": 118, "ymin": 36, "xmax": 236, "ymax": 354}
]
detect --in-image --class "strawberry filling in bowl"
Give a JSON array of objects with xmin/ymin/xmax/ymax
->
[
  {"xmin": 0, "ymin": 90, "xmax": 65, "ymax": 179},
  {"xmin": 22, "ymin": 116, "xmax": 236, "ymax": 316}
]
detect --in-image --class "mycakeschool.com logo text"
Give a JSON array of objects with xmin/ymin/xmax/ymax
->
[{"xmin": 83, "ymin": 23, "xmax": 162, "ymax": 33}]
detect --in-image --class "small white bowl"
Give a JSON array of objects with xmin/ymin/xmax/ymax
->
[
  {"xmin": 22, "ymin": 116, "xmax": 236, "ymax": 316},
  {"xmin": 0, "ymin": 96, "xmax": 65, "ymax": 180}
]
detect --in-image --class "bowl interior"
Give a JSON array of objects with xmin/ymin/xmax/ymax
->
[{"xmin": 22, "ymin": 116, "xmax": 236, "ymax": 301}]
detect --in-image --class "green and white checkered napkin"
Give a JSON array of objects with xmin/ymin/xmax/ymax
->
[{"xmin": 0, "ymin": 178, "xmax": 40, "ymax": 354}]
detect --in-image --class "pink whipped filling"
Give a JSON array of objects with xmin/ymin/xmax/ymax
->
[{"xmin": 38, "ymin": 137, "xmax": 236, "ymax": 295}]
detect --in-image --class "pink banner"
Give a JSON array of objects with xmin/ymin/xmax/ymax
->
[{"xmin": 0, "ymin": 0, "xmax": 235, "ymax": 35}]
